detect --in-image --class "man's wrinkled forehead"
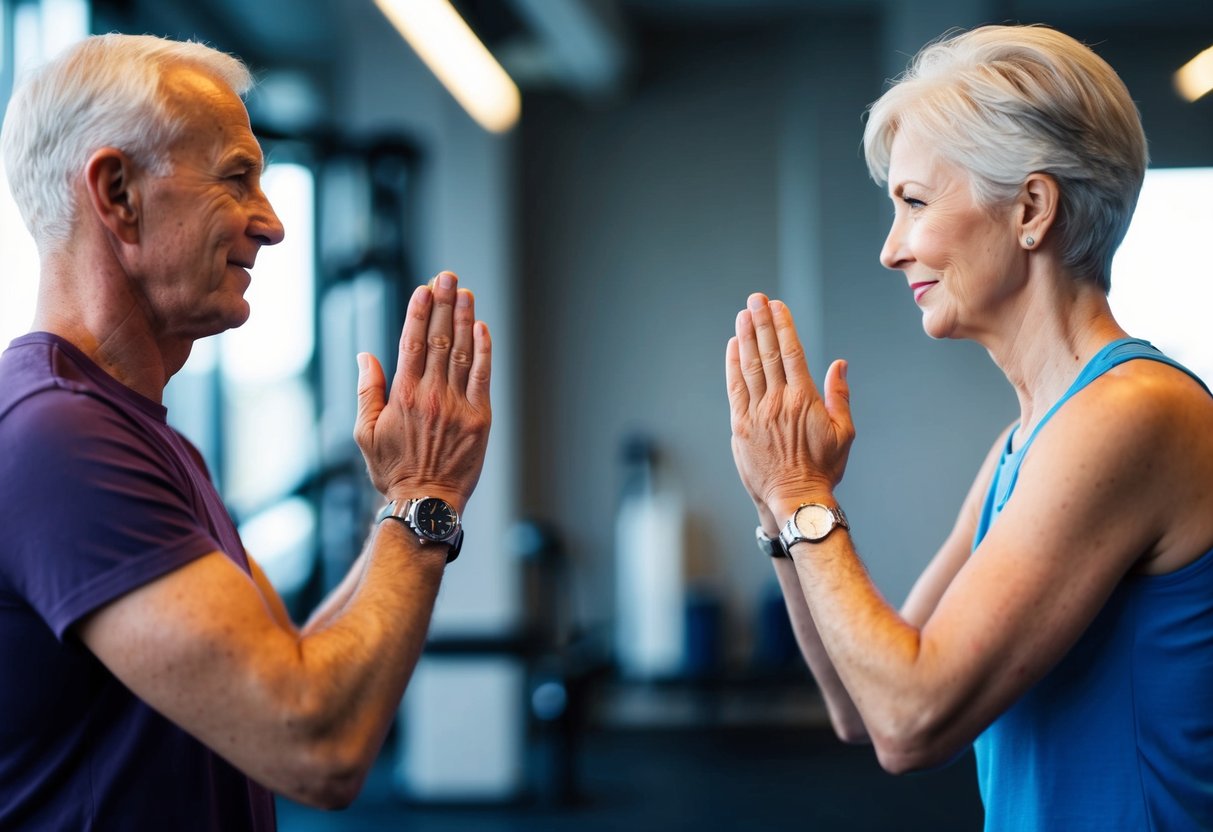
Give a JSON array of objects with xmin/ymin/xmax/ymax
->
[{"xmin": 158, "ymin": 64, "xmax": 260, "ymax": 162}]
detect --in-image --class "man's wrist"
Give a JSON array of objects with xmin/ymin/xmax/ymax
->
[
  {"xmin": 755, "ymin": 508, "xmax": 780, "ymax": 540},
  {"xmin": 384, "ymin": 487, "xmax": 466, "ymax": 516},
  {"xmin": 376, "ymin": 515, "xmax": 451, "ymax": 563}
]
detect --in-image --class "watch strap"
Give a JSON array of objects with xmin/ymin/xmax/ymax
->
[{"xmin": 755, "ymin": 526, "xmax": 787, "ymax": 559}]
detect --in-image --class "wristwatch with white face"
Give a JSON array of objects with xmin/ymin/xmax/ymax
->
[
  {"xmin": 779, "ymin": 503, "xmax": 849, "ymax": 551},
  {"xmin": 377, "ymin": 497, "xmax": 463, "ymax": 563}
]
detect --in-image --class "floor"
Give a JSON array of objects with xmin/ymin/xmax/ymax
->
[{"xmin": 276, "ymin": 725, "xmax": 985, "ymax": 831}]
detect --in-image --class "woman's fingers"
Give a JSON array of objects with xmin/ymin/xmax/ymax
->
[
  {"xmin": 769, "ymin": 300, "xmax": 813, "ymax": 388},
  {"xmin": 747, "ymin": 293, "xmax": 787, "ymax": 390},
  {"xmin": 726, "ymin": 336, "xmax": 749, "ymax": 415},
  {"xmin": 735, "ymin": 308, "xmax": 766, "ymax": 402}
]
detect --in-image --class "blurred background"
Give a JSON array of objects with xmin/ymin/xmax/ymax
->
[{"xmin": 2, "ymin": 0, "xmax": 1212, "ymax": 829}]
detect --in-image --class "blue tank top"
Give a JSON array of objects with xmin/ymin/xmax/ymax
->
[{"xmin": 972, "ymin": 338, "xmax": 1213, "ymax": 831}]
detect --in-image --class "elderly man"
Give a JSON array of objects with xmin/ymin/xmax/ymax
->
[{"xmin": 0, "ymin": 34, "xmax": 492, "ymax": 830}]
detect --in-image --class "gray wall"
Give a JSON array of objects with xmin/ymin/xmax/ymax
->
[
  {"xmin": 517, "ymin": 11, "xmax": 1213, "ymax": 663},
  {"xmin": 329, "ymin": 3, "xmax": 1213, "ymax": 664},
  {"xmin": 520, "ymin": 14, "xmax": 1015, "ymax": 662}
]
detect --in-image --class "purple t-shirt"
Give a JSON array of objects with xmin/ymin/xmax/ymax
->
[{"xmin": 0, "ymin": 333, "xmax": 276, "ymax": 830}]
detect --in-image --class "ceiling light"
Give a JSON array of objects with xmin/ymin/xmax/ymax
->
[
  {"xmin": 1175, "ymin": 45, "xmax": 1213, "ymax": 103},
  {"xmin": 372, "ymin": 0, "xmax": 521, "ymax": 133}
]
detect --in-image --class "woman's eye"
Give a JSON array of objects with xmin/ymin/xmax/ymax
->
[{"xmin": 902, "ymin": 196, "xmax": 926, "ymax": 209}]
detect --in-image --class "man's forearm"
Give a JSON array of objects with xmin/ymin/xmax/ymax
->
[
  {"xmin": 302, "ymin": 533, "xmax": 374, "ymax": 635},
  {"xmin": 280, "ymin": 519, "xmax": 447, "ymax": 805}
]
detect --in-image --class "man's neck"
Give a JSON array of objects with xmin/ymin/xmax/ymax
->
[{"xmin": 33, "ymin": 257, "xmax": 188, "ymax": 404}]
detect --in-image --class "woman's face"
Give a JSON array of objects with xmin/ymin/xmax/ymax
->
[{"xmin": 879, "ymin": 129, "xmax": 1024, "ymax": 341}]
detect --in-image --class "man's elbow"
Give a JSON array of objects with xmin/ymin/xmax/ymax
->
[
  {"xmin": 275, "ymin": 743, "xmax": 372, "ymax": 810},
  {"xmin": 268, "ymin": 687, "xmax": 377, "ymax": 809}
]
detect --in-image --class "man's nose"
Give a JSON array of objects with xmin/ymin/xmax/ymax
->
[{"xmin": 250, "ymin": 193, "xmax": 285, "ymax": 247}]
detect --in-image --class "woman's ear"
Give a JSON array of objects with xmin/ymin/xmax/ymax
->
[
  {"xmin": 1018, "ymin": 172, "xmax": 1059, "ymax": 250},
  {"xmin": 83, "ymin": 148, "xmax": 141, "ymax": 245}
]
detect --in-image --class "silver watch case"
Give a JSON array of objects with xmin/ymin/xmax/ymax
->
[{"xmin": 779, "ymin": 503, "xmax": 849, "ymax": 551}]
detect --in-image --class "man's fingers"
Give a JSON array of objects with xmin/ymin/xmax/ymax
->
[
  {"xmin": 354, "ymin": 352, "xmax": 386, "ymax": 444},
  {"xmin": 449, "ymin": 288, "xmax": 476, "ymax": 393},
  {"xmin": 747, "ymin": 293, "xmax": 786, "ymax": 389},
  {"xmin": 466, "ymin": 321, "xmax": 492, "ymax": 410},
  {"xmin": 398, "ymin": 284, "xmax": 432, "ymax": 385},
  {"xmin": 770, "ymin": 300, "xmax": 813, "ymax": 388},
  {"xmin": 735, "ymin": 308, "xmax": 766, "ymax": 402},
  {"xmin": 423, "ymin": 271, "xmax": 458, "ymax": 380},
  {"xmin": 725, "ymin": 336, "xmax": 749, "ymax": 415}
]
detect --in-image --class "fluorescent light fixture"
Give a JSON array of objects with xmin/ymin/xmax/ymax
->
[
  {"xmin": 373, "ymin": 0, "xmax": 521, "ymax": 133},
  {"xmin": 1175, "ymin": 44, "xmax": 1213, "ymax": 103}
]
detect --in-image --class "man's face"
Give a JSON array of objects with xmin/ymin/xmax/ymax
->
[{"xmin": 134, "ymin": 66, "xmax": 284, "ymax": 341}]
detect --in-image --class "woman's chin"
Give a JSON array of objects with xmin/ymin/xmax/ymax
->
[{"xmin": 920, "ymin": 310, "xmax": 958, "ymax": 341}]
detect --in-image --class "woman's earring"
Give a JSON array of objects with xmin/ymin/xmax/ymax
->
[{"xmin": 1024, "ymin": 236, "xmax": 1036, "ymax": 247}]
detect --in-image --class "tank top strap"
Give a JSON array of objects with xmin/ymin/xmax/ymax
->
[
  {"xmin": 974, "ymin": 338, "xmax": 1209, "ymax": 548},
  {"xmin": 1017, "ymin": 338, "xmax": 1172, "ymax": 460}
]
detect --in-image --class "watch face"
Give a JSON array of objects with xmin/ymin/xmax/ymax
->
[
  {"xmin": 795, "ymin": 504, "xmax": 833, "ymax": 540},
  {"xmin": 413, "ymin": 497, "xmax": 458, "ymax": 541}
]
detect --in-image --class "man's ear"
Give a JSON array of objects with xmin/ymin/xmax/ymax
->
[
  {"xmin": 1017, "ymin": 172, "xmax": 1059, "ymax": 251},
  {"xmin": 84, "ymin": 148, "xmax": 141, "ymax": 245}
]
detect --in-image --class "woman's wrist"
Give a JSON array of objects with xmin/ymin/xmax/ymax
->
[
  {"xmin": 755, "ymin": 504, "xmax": 780, "ymax": 538},
  {"xmin": 770, "ymin": 491, "xmax": 839, "ymax": 528}
]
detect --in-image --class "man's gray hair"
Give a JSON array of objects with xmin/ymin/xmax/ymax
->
[
  {"xmin": 1, "ymin": 33, "xmax": 252, "ymax": 253},
  {"xmin": 863, "ymin": 25, "xmax": 1148, "ymax": 292}
]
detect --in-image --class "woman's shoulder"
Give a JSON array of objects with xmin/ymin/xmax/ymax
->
[
  {"xmin": 1092, "ymin": 355, "xmax": 1213, "ymax": 427},
  {"xmin": 1017, "ymin": 351, "xmax": 1212, "ymax": 480},
  {"xmin": 1037, "ymin": 356, "xmax": 1213, "ymax": 572}
]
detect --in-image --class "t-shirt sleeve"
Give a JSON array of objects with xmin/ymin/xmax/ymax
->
[{"xmin": 0, "ymin": 389, "xmax": 223, "ymax": 639}]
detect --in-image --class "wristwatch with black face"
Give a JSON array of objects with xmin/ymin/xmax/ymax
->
[
  {"xmin": 756, "ymin": 526, "xmax": 788, "ymax": 559},
  {"xmin": 779, "ymin": 503, "xmax": 849, "ymax": 552},
  {"xmin": 377, "ymin": 497, "xmax": 463, "ymax": 563}
]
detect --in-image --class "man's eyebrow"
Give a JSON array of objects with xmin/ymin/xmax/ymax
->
[{"xmin": 223, "ymin": 151, "xmax": 264, "ymax": 172}]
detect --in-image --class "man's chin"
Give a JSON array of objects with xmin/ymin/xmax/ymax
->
[
  {"xmin": 191, "ymin": 302, "xmax": 251, "ymax": 339},
  {"xmin": 217, "ymin": 296, "xmax": 252, "ymax": 331},
  {"xmin": 228, "ymin": 300, "xmax": 252, "ymax": 329}
]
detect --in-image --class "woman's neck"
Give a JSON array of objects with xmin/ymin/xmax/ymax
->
[{"xmin": 981, "ymin": 273, "xmax": 1128, "ymax": 447}]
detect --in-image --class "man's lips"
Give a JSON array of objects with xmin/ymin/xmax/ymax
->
[{"xmin": 910, "ymin": 280, "xmax": 938, "ymax": 302}]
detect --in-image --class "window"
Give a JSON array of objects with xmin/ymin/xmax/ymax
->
[
  {"xmin": 1110, "ymin": 167, "xmax": 1213, "ymax": 385},
  {"xmin": 0, "ymin": 161, "xmax": 38, "ymax": 348},
  {"xmin": 0, "ymin": 0, "xmax": 90, "ymax": 349},
  {"xmin": 166, "ymin": 159, "xmax": 319, "ymax": 600}
]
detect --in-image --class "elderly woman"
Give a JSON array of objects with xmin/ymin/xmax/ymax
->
[{"xmin": 727, "ymin": 24, "xmax": 1213, "ymax": 829}]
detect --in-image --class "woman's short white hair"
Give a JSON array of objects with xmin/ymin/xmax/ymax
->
[
  {"xmin": 863, "ymin": 25, "xmax": 1148, "ymax": 292},
  {"xmin": 1, "ymin": 33, "xmax": 252, "ymax": 253}
]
